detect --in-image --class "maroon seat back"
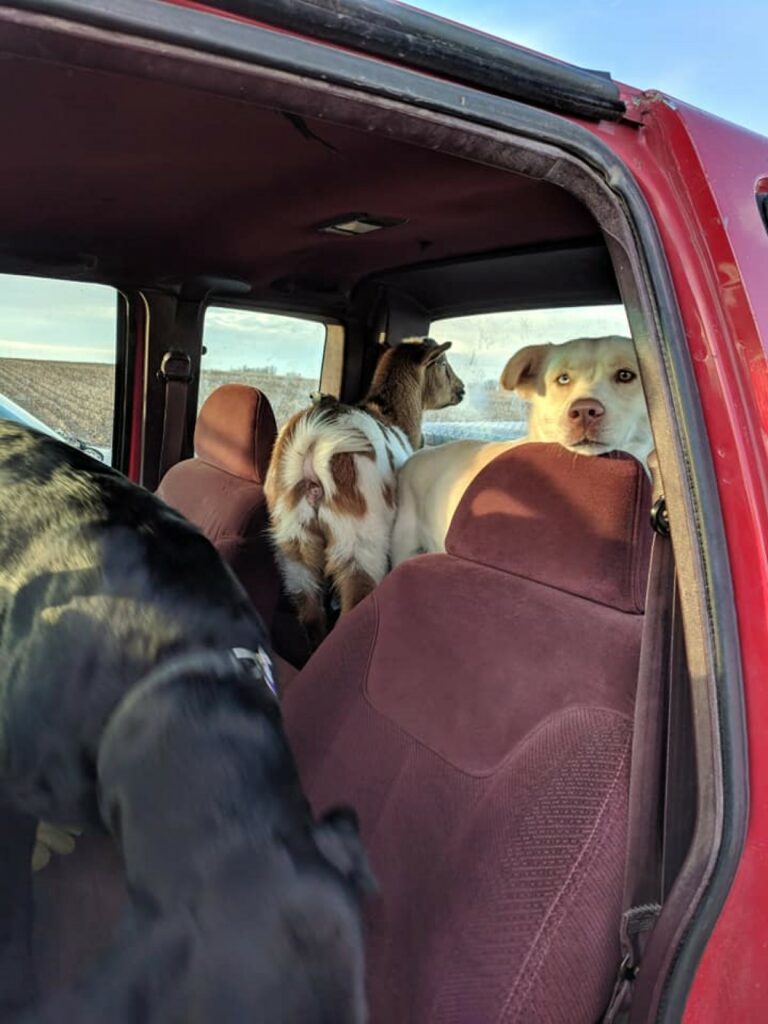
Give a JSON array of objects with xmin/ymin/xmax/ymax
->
[
  {"xmin": 283, "ymin": 444, "xmax": 653, "ymax": 1024},
  {"xmin": 156, "ymin": 384, "xmax": 281, "ymax": 629}
]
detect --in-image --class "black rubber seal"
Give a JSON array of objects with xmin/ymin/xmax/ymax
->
[{"xmin": 197, "ymin": 0, "xmax": 625, "ymax": 121}]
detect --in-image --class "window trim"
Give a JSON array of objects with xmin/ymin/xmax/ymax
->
[
  {"xmin": 0, "ymin": 270, "xmax": 121, "ymax": 466},
  {"xmin": 201, "ymin": 299, "xmax": 337, "ymax": 412},
  {"xmin": 112, "ymin": 289, "xmax": 132, "ymax": 473}
]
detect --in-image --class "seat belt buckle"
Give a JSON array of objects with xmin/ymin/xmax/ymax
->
[
  {"xmin": 650, "ymin": 495, "xmax": 669, "ymax": 537},
  {"xmin": 158, "ymin": 350, "xmax": 192, "ymax": 383}
]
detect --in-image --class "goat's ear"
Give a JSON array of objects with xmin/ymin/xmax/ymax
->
[
  {"xmin": 500, "ymin": 344, "xmax": 552, "ymax": 398},
  {"xmin": 424, "ymin": 341, "xmax": 452, "ymax": 365},
  {"xmin": 313, "ymin": 806, "xmax": 378, "ymax": 897}
]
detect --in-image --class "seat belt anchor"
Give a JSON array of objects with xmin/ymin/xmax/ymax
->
[
  {"xmin": 650, "ymin": 495, "xmax": 670, "ymax": 537},
  {"xmin": 618, "ymin": 952, "xmax": 639, "ymax": 982},
  {"xmin": 158, "ymin": 350, "xmax": 193, "ymax": 383}
]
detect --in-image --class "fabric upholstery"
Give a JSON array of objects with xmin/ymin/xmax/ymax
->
[
  {"xmin": 283, "ymin": 443, "xmax": 653, "ymax": 1023},
  {"xmin": 194, "ymin": 384, "xmax": 276, "ymax": 483},
  {"xmin": 33, "ymin": 836, "xmax": 126, "ymax": 997},
  {"xmin": 447, "ymin": 444, "xmax": 651, "ymax": 613},
  {"xmin": 0, "ymin": 801, "xmax": 36, "ymax": 1015},
  {"xmin": 156, "ymin": 385, "xmax": 281, "ymax": 630}
]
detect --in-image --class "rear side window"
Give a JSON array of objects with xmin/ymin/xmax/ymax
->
[
  {"xmin": 0, "ymin": 274, "xmax": 118, "ymax": 463},
  {"xmin": 424, "ymin": 304, "xmax": 631, "ymax": 445},
  {"xmin": 201, "ymin": 308, "xmax": 327, "ymax": 427}
]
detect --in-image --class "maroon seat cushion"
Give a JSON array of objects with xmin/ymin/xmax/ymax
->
[
  {"xmin": 156, "ymin": 384, "xmax": 281, "ymax": 629},
  {"xmin": 283, "ymin": 443, "xmax": 653, "ymax": 1023},
  {"xmin": 446, "ymin": 445, "xmax": 650, "ymax": 613},
  {"xmin": 33, "ymin": 835, "xmax": 126, "ymax": 997}
]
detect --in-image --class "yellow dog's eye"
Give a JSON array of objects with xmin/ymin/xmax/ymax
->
[
  {"xmin": 616, "ymin": 369, "xmax": 636, "ymax": 383},
  {"xmin": 556, "ymin": 372, "xmax": 570, "ymax": 385}
]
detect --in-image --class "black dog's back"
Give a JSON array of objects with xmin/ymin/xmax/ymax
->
[
  {"xmin": 0, "ymin": 423, "xmax": 372, "ymax": 1022},
  {"xmin": 0, "ymin": 420, "xmax": 260, "ymax": 629},
  {"xmin": 0, "ymin": 422, "xmax": 269, "ymax": 824}
]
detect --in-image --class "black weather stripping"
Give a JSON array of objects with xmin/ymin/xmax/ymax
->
[
  {"xmin": 205, "ymin": 0, "xmax": 625, "ymax": 122},
  {"xmin": 758, "ymin": 193, "xmax": 768, "ymax": 235},
  {"xmin": 6, "ymin": 0, "xmax": 625, "ymax": 123}
]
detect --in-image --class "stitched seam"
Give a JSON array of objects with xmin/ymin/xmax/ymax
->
[
  {"xmin": 440, "ymin": 551, "xmax": 643, "ymax": 615},
  {"xmin": 361, "ymin": 669, "xmax": 631, "ymax": 780},
  {"xmin": 360, "ymin": 596, "xmax": 381, "ymax": 705}
]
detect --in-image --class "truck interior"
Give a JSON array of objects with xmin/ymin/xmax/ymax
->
[{"xmin": 0, "ymin": 2, "xmax": 735, "ymax": 1022}]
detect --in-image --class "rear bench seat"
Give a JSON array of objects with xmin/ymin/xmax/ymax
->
[
  {"xmin": 156, "ymin": 383, "xmax": 310, "ymax": 667},
  {"xmin": 156, "ymin": 383, "xmax": 281, "ymax": 629},
  {"xmin": 282, "ymin": 443, "xmax": 653, "ymax": 1023}
]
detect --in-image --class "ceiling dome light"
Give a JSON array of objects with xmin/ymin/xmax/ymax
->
[{"xmin": 316, "ymin": 213, "xmax": 407, "ymax": 236}]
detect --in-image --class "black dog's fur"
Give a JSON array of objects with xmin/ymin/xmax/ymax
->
[{"xmin": 0, "ymin": 422, "xmax": 372, "ymax": 1022}]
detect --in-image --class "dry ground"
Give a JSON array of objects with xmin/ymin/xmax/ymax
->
[
  {"xmin": 0, "ymin": 360, "xmax": 317, "ymax": 444},
  {"xmin": 0, "ymin": 358, "xmax": 116, "ymax": 446},
  {"xmin": 0, "ymin": 358, "xmax": 524, "ymax": 448}
]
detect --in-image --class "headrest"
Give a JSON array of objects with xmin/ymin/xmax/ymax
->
[
  {"xmin": 195, "ymin": 385, "xmax": 277, "ymax": 483},
  {"xmin": 446, "ymin": 443, "xmax": 653, "ymax": 613}
]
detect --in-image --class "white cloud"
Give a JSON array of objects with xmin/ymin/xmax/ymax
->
[
  {"xmin": 0, "ymin": 339, "xmax": 115, "ymax": 360},
  {"xmin": 205, "ymin": 308, "xmax": 323, "ymax": 339}
]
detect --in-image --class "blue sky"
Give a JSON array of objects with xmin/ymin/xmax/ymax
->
[{"xmin": 415, "ymin": 0, "xmax": 766, "ymax": 136}]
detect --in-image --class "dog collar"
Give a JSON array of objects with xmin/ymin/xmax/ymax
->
[{"xmin": 230, "ymin": 646, "xmax": 278, "ymax": 699}]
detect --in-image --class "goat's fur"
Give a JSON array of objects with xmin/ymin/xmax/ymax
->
[{"xmin": 265, "ymin": 338, "xmax": 464, "ymax": 647}]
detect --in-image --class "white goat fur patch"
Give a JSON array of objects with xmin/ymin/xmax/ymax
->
[{"xmin": 267, "ymin": 406, "xmax": 412, "ymax": 593}]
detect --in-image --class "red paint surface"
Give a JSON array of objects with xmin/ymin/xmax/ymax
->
[
  {"xmin": 137, "ymin": 3, "xmax": 768, "ymax": 1011},
  {"xmin": 555, "ymin": 96, "xmax": 768, "ymax": 1019},
  {"xmin": 553, "ymin": 98, "xmax": 768, "ymax": 1021},
  {"xmin": 620, "ymin": 103, "xmax": 768, "ymax": 1022}
]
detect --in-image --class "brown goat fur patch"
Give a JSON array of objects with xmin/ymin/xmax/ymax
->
[
  {"xmin": 332, "ymin": 565, "xmax": 376, "ymax": 614},
  {"xmin": 329, "ymin": 452, "xmax": 367, "ymax": 517},
  {"xmin": 382, "ymin": 482, "xmax": 396, "ymax": 509}
]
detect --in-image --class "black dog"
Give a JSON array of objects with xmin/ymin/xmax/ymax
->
[{"xmin": 0, "ymin": 422, "xmax": 373, "ymax": 1022}]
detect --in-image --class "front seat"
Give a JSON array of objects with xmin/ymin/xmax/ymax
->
[
  {"xmin": 156, "ymin": 383, "xmax": 282, "ymax": 632},
  {"xmin": 282, "ymin": 443, "xmax": 653, "ymax": 1023}
]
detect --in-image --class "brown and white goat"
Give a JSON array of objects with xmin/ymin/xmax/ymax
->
[{"xmin": 265, "ymin": 338, "xmax": 465, "ymax": 647}]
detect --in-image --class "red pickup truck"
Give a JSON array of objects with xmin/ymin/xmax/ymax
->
[{"xmin": 0, "ymin": 1, "xmax": 766, "ymax": 1021}]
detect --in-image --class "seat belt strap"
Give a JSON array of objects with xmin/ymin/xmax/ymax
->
[
  {"xmin": 158, "ymin": 350, "xmax": 192, "ymax": 479},
  {"xmin": 603, "ymin": 496, "xmax": 676, "ymax": 1023}
]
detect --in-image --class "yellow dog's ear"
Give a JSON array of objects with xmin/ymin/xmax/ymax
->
[{"xmin": 500, "ymin": 344, "xmax": 553, "ymax": 398}]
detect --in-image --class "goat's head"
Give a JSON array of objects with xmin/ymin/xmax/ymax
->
[{"xmin": 404, "ymin": 338, "xmax": 465, "ymax": 410}]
